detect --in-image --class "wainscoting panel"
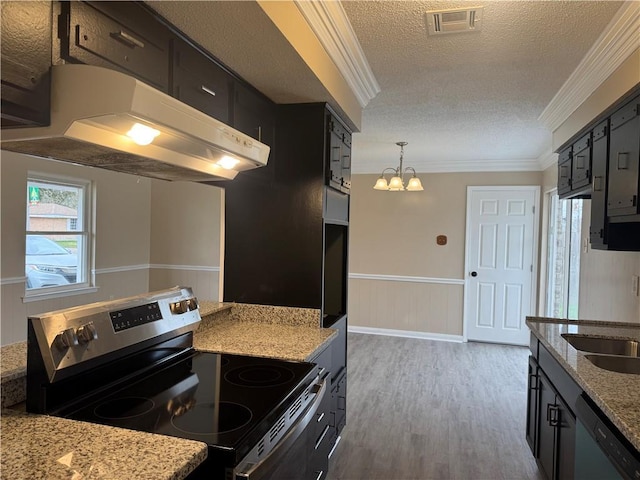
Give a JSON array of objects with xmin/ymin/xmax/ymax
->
[
  {"xmin": 1, "ymin": 268, "xmax": 149, "ymax": 346},
  {"xmin": 148, "ymin": 265, "xmax": 220, "ymax": 302},
  {"xmin": 348, "ymin": 275, "xmax": 465, "ymax": 336}
]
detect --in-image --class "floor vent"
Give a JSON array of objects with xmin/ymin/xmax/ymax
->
[{"xmin": 426, "ymin": 6, "xmax": 483, "ymax": 35}]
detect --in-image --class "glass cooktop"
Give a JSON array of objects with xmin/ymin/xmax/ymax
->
[{"xmin": 58, "ymin": 351, "xmax": 315, "ymax": 460}]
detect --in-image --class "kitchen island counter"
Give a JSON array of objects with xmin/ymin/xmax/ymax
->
[
  {"xmin": 1, "ymin": 408, "xmax": 207, "ymax": 480},
  {"xmin": 526, "ymin": 317, "xmax": 640, "ymax": 452}
]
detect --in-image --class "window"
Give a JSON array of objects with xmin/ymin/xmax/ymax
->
[
  {"xmin": 545, "ymin": 191, "xmax": 582, "ymax": 319},
  {"xmin": 25, "ymin": 175, "xmax": 92, "ymax": 296}
]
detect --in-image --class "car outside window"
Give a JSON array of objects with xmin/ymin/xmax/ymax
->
[{"xmin": 25, "ymin": 175, "xmax": 92, "ymax": 295}]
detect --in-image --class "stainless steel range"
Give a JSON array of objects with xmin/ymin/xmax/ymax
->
[{"xmin": 27, "ymin": 286, "xmax": 328, "ymax": 479}]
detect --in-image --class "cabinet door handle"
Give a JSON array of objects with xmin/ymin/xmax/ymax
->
[
  {"xmin": 257, "ymin": 126, "xmax": 262, "ymax": 142},
  {"xmin": 110, "ymin": 31, "xmax": 145, "ymax": 49},
  {"xmin": 593, "ymin": 176, "xmax": 603, "ymax": 192},
  {"xmin": 201, "ymin": 85, "xmax": 216, "ymax": 97},
  {"xmin": 617, "ymin": 152, "xmax": 629, "ymax": 170},
  {"xmin": 547, "ymin": 404, "xmax": 560, "ymax": 427},
  {"xmin": 528, "ymin": 373, "xmax": 538, "ymax": 390}
]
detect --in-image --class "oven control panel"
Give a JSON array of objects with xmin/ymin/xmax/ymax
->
[
  {"xmin": 28, "ymin": 286, "xmax": 202, "ymax": 383},
  {"xmin": 110, "ymin": 302, "xmax": 163, "ymax": 332}
]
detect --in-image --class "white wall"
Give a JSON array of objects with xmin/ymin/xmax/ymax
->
[{"xmin": 0, "ymin": 151, "xmax": 224, "ymax": 345}]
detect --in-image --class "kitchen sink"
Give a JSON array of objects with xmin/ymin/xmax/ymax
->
[
  {"xmin": 585, "ymin": 355, "xmax": 640, "ymax": 375},
  {"xmin": 561, "ymin": 334, "xmax": 639, "ymax": 357}
]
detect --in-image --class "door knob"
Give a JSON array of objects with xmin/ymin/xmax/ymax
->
[{"xmin": 471, "ymin": 271, "xmax": 478, "ymax": 277}]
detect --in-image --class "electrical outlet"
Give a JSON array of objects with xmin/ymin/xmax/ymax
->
[{"xmin": 632, "ymin": 275, "xmax": 639, "ymax": 297}]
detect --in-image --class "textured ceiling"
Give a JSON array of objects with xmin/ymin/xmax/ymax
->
[
  {"xmin": 342, "ymin": 0, "xmax": 624, "ymax": 172},
  {"xmin": 148, "ymin": 1, "xmax": 624, "ymax": 173}
]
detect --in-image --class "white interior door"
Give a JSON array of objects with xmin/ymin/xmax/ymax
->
[{"xmin": 464, "ymin": 186, "xmax": 539, "ymax": 346}]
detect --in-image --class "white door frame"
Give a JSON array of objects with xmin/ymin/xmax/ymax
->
[{"xmin": 462, "ymin": 185, "xmax": 541, "ymax": 343}]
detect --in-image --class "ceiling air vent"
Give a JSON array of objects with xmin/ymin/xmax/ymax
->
[{"xmin": 426, "ymin": 6, "xmax": 483, "ymax": 35}]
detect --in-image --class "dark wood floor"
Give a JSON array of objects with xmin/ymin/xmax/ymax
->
[{"xmin": 326, "ymin": 333, "xmax": 545, "ymax": 480}]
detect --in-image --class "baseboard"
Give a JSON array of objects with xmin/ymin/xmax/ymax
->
[{"xmin": 348, "ymin": 325, "xmax": 464, "ymax": 343}]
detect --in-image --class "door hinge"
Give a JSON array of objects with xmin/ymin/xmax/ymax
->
[
  {"xmin": 530, "ymin": 265, "xmax": 533, "ymax": 272},
  {"xmin": 532, "ymin": 205, "xmax": 535, "ymax": 214}
]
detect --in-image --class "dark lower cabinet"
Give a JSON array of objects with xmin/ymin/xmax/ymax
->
[
  {"xmin": 536, "ymin": 371, "xmax": 576, "ymax": 480},
  {"xmin": 527, "ymin": 339, "xmax": 577, "ymax": 480},
  {"xmin": 1, "ymin": 1, "xmax": 52, "ymax": 127},
  {"xmin": 526, "ymin": 356, "xmax": 539, "ymax": 454}
]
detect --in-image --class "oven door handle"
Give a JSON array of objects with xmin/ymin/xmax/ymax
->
[{"xmin": 235, "ymin": 378, "xmax": 328, "ymax": 480}]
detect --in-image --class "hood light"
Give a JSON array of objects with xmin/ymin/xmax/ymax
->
[
  {"xmin": 127, "ymin": 123, "xmax": 161, "ymax": 146},
  {"xmin": 217, "ymin": 156, "xmax": 240, "ymax": 170}
]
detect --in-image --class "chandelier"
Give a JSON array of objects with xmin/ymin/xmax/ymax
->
[{"xmin": 373, "ymin": 142, "xmax": 424, "ymax": 191}]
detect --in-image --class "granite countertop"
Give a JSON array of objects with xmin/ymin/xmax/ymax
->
[
  {"xmin": 526, "ymin": 317, "xmax": 640, "ymax": 452},
  {"xmin": 194, "ymin": 317, "xmax": 336, "ymax": 362},
  {"xmin": 0, "ymin": 300, "xmax": 333, "ymax": 479},
  {"xmin": 1, "ymin": 409, "xmax": 207, "ymax": 480}
]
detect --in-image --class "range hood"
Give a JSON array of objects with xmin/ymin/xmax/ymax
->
[{"xmin": 1, "ymin": 64, "xmax": 270, "ymax": 182}]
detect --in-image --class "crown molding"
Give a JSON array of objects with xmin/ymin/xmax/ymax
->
[
  {"xmin": 538, "ymin": 1, "xmax": 640, "ymax": 132},
  {"xmin": 353, "ymin": 157, "xmax": 543, "ymax": 174},
  {"xmin": 537, "ymin": 149, "xmax": 558, "ymax": 171},
  {"xmin": 294, "ymin": 0, "xmax": 380, "ymax": 108}
]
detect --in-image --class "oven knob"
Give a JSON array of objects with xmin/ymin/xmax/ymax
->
[
  {"xmin": 186, "ymin": 297, "xmax": 199, "ymax": 311},
  {"xmin": 170, "ymin": 300, "xmax": 188, "ymax": 314},
  {"xmin": 54, "ymin": 328, "xmax": 79, "ymax": 350},
  {"xmin": 77, "ymin": 322, "xmax": 98, "ymax": 344}
]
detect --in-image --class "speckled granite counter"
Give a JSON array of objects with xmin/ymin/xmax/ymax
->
[
  {"xmin": 1, "ymin": 300, "xmax": 334, "ymax": 480},
  {"xmin": 1, "ymin": 409, "xmax": 207, "ymax": 480},
  {"xmin": 194, "ymin": 302, "xmax": 335, "ymax": 361},
  {"xmin": 1, "ymin": 341, "xmax": 28, "ymax": 408},
  {"xmin": 526, "ymin": 317, "xmax": 640, "ymax": 452}
]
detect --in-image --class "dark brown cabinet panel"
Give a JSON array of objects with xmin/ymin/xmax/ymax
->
[
  {"xmin": 233, "ymin": 82, "xmax": 276, "ymax": 148},
  {"xmin": 570, "ymin": 132, "xmax": 591, "ymax": 193},
  {"xmin": 526, "ymin": 356, "xmax": 539, "ymax": 454},
  {"xmin": 171, "ymin": 37, "xmax": 232, "ymax": 123},
  {"xmin": 60, "ymin": 1, "xmax": 170, "ymax": 92},
  {"xmin": 1, "ymin": 1, "xmax": 52, "ymax": 127},
  {"xmin": 590, "ymin": 120, "xmax": 609, "ymax": 248},
  {"xmin": 528, "ymin": 341, "xmax": 578, "ymax": 480},
  {"xmin": 557, "ymin": 147, "xmax": 572, "ymax": 197},
  {"xmin": 537, "ymin": 371, "xmax": 557, "ymax": 480},
  {"xmin": 607, "ymin": 94, "xmax": 640, "ymax": 218},
  {"xmin": 327, "ymin": 117, "xmax": 352, "ymax": 194}
]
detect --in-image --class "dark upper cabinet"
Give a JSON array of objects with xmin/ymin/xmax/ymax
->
[
  {"xmin": 570, "ymin": 132, "xmax": 591, "ymax": 193},
  {"xmin": 233, "ymin": 82, "xmax": 276, "ymax": 147},
  {"xmin": 590, "ymin": 120, "xmax": 609, "ymax": 249},
  {"xmin": 1, "ymin": 1, "xmax": 52, "ymax": 127},
  {"xmin": 558, "ymin": 133, "xmax": 591, "ymax": 200},
  {"xmin": 558, "ymin": 89, "xmax": 640, "ymax": 251},
  {"xmin": 170, "ymin": 36, "xmax": 233, "ymax": 123},
  {"xmin": 327, "ymin": 117, "xmax": 352, "ymax": 194},
  {"xmin": 59, "ymin": 1, "xmax": 170, "ymax": 92},
  {"xmin": 607, "ymin": 94, "xmax": 640, "ymax": 218},
  {"xmin": 557, "ymin": 147, "xmax": 572, "ymax": 197}
]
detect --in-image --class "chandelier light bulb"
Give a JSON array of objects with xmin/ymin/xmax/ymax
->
[{"xmin": 372, "ymin": 141, "xmax": 424, "ymax": 192}]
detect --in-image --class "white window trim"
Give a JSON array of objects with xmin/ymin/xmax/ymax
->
[{"xmin": 24, "ymin": 172, "xmax": 94, "ymax": 299}]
